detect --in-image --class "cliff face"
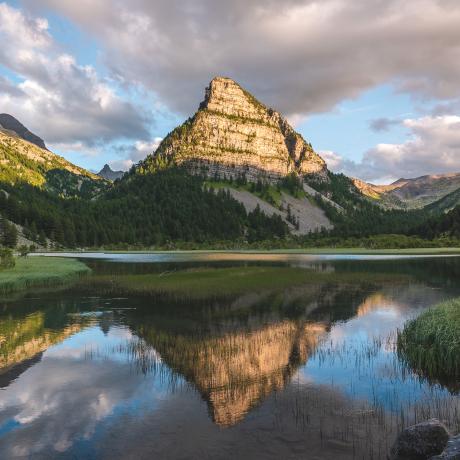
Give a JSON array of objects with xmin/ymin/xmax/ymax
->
[
  {"xmin": 141, "ymin": 319, "xmax": 326, "ymax": 427},
  {"xmin": 143, "ymin": 77, "xmax": 327, "ymax": 182}
]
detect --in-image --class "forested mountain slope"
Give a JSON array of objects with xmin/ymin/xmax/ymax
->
[
  {"xmin": 413, "ymin": 205, "xmax": 460, "ymax": 239},
  {"xmin": 0, "ymin": 128, "xmax": 105, "ymax": 198},
  {"xmin": 0, "ymin": 168, "xmax": 288, "ymax": 247}
]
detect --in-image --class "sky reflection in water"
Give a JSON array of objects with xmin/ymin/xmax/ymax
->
[{"xmin": 0, "ymin": 254, "xmax": 459, "ymax": 459}]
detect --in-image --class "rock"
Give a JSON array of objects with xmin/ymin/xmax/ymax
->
[
  {"xmin": 390, "ymin": 419, "xmax": 450, "ymax": 460},
  {"xmin": 141, "ymin": 77, "xmax": 328, "ymax": 183},
  {"xmin": 431, "ymin": 435, "xmax": 460, "ymax": 459}
]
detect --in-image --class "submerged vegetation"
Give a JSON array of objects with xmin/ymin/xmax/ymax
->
[
  {"xmin": 398, "ymin": 298, "xmax": 460, "ymax": 391},
  {"xmin": 0, "ymin": 256, "xmax": 90, "ymax": 295},
  {"xmin": 77, "ymin": 266, "xmax": 412, "ymax": 301},
  {"xmin": 81, "ymin": 266, "xmax": 311, "ymax": 300}
]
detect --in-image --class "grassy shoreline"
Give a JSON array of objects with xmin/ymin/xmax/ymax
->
[
  {"xmin": 398, "ymin": 298, "xmax": 460, "ymax": 390},
  {"xmin": 0, "ymin": 256, "xmax": 91, "ymax": 296}
]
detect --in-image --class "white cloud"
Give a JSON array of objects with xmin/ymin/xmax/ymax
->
[
  {"xmin": 319, "ymin": 151, "xmax": 343, "ymax": 171},
  {"xmin": 325, "ymin": 116, "xmax": 460, "ymax": 183},
  {"xmin": 22, "ymin": 0, "xmax": 460, "ymax": 117},
  {"xmin": 110, "ymin": 137, "xmax": 163, "ymax": 170},
  {"xmin": 0, "ymin": 3, "xmax": 149, "ymax": 149}
]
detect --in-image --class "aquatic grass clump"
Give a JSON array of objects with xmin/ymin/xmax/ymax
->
[
  {"xmin": 0, "ymin": 256, "xmax": 91, "ymax": 295},
  {"xmin": 397, "ymin": 298, "xmax": 460, "ymax": 391}
]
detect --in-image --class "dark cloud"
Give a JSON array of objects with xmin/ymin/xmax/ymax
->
[
  {"xmin": 369, "ymin": 117, "xmax": 401, "ymax": 132},
  {"xmin": 0, "ymin": 76, "xmax": 25, "ymax": 98}
]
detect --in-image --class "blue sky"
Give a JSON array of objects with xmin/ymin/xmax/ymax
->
[{"xmin": 1, "ymin": 0, "xmax": 460, "ymax": 183}]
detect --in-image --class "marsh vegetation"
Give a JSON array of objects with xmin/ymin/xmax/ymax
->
[{"xmin": 398, "ymin": 297, "xmax": 460, "ymax": 391}]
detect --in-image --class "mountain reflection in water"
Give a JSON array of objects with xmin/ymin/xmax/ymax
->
[{"xmin": 0, "ymin": 255, "xmax": 459, "ymax": 459}]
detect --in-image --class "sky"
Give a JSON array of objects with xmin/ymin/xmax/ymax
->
[{"xmin": 1, "ymin": 0, "xmax": 460, "ymax": 184}]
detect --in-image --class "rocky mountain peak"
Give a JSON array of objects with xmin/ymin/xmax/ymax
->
[
  {"xmin": 199, "ymin": 76, "xmax": 267, "ymax": 119},
  {"xmin": 142, "ymin": 77, "xmax": 327, "ymax": 182},
  {"xmin": 0, "ymin": 113, "xmax": 47, "ymax": 150},
  {"xmin": 97, "ymin": 164, "xmax": 124, "ymax": 181}
]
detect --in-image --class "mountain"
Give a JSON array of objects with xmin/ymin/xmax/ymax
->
[
  {"xmin": 0, "ymin": 128, "xmax": 104, "ymax": 198},
  {"xmin": 133, "ymin": 77, "xmax": 429, "ymax": 237},
  {"xmin": 355, "ymin": 173, "xmax": 460, "ymax": 210},
  {"xmin": 0, "ymin": 114, "xmax": 47, "ymax": 150},
  {"xmin": 0, "ymin": 82, "xmax": 433, "ymax": 249},
  {"xmin": 414, "ymin": 204, "xmax": 460, "ymax": 239},
  {"xmin": 133, "ymin": 77, "xmax": 340, "ymax": 234},
  {"xmin": 98, "ymin": 164, "xmax": 125, "ymax": 181},
  {"xmin": 426, "ymin": 187, "xmax": 460, "ymax": 213},
  {"xmin": 140, "ymin": 77, "xmax": 327, "ymax": 182}
]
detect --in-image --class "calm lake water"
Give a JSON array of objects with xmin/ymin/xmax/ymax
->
[{"xmin": 1, "ymin": 253, "xmax": 459, "ymax": 459}]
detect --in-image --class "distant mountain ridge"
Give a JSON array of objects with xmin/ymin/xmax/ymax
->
[
  {"xmin": 0, "ymin": 122, "xmax": 104, "ymax": 198},
  {"xmin": 98, "ymin": 164, "xmax": 125, "ymax": 181},
  {"xmin": 0, "ymin": 113, "xmax": 47, "ymax": 150},
  {"xmin": 354, "ymin": 173, "xmax": 460, "ymax": 210},
  {"xmin": 139, "ymin": 77, "xmax": 327, "ymax": 182}
]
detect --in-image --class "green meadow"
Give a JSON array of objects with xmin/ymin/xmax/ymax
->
[{"xmin": 0, "ymin": 256, "xmax": 91, "ymax": 295}]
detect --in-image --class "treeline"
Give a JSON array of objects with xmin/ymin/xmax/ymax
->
[
  {"xmin": 413, "ymin": 205, "xmax": 460, "ymax": 239},
  {"xmin": 0, "ymin": 218, "xmax": 18, "ymax": 248},
  {"xmin": 305, "ymin": 172, "xmax": 428, "ymax": 236},
  {"xmin": 0, "ymin": 165, "xmax": 457, "ymax": 249},
  {"xmin": 0, "ymin": 168, "xmax": 288, "ymax": 248}
]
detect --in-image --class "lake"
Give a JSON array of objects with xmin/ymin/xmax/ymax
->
[{"xmin": 1, "ymin": 253, "xmax": 459, "ymax": 459}]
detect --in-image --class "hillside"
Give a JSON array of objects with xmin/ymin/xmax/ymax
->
[
  {"xmin": 0, "ymin": 112, "xmax": 292, "ymax": 248},
  {"xmin": 0, "ymin": 128, "xmax": 105, "ymax": 198},
  {"xmin": 414, "ymin": 205, "xmax": 460, "ymax": 239},
  {"xmin": 0, "ymin": 113, "xmax": 47, "ymax": 150},
  {"xmin": 0, "ymin": 167, "xmax": 290, "ymax": 248},
  {"xmin": 354, "ymin": 173, "xmax": 460, "ymax": 210},
  {"xmin": 140, "ymin": 77, "xmax": 327, "ymax": 181}
]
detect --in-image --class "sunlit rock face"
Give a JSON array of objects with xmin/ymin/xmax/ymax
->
[
  {"xmin": 0, "ymin": 312, "xmax": 83, "ymax": 371},
  {"xmin": 144, "ymin": 320, "xmax": 326, "ymax": 427},
  {"xmin": 142, "ymin": 77, "xmax": 327, "ymax": 182}
]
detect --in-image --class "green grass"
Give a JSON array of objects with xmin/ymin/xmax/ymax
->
[
  {"xmin": 0, "ymin": 256, "xmax": 91, "ymax": 295},
  {"xmin": 81, "ymin": 266, "xmax": 410, "ymax": 300},
  {"xmin": 398, "ymin": 298, "xmax": 460, "ymax": 389}
]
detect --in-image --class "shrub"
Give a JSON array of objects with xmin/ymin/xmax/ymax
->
[{"xmin": 0, "ymin": 247, "xmax": 15, "ymax": 270}]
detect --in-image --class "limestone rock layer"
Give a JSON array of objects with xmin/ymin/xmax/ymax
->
[{"xmin": 144, "ymin": 77, "xmax": 327, "ymax": 181}]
